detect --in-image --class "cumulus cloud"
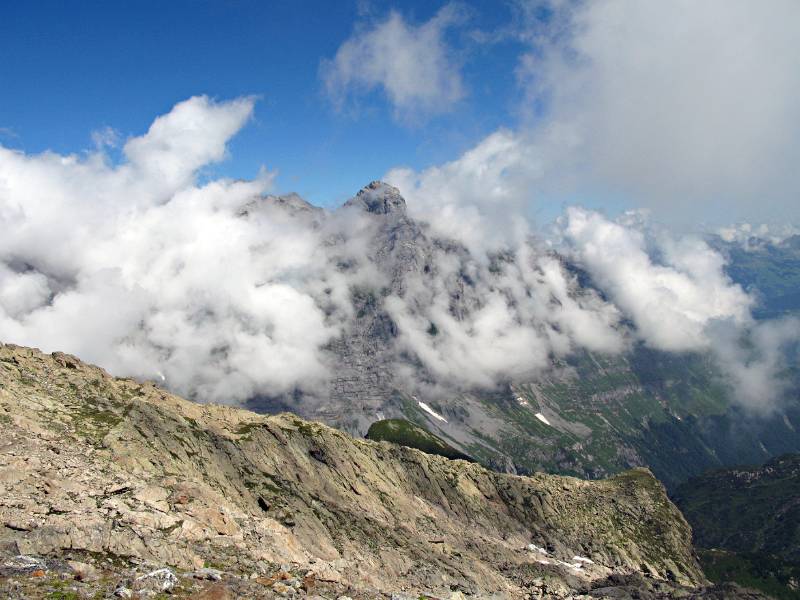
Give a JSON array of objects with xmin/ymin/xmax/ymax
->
[
  {"xmin": 560, "ymin": 208, "xmax": 753, "ymax": 352},
  {"xmin": 91, "ymin": 126, "xmax": 120, "ymax": 150},
  {"xmin": 387, "ymin": 0, "xmax": 800, "ymax": 229},
  {"xmin": 387, "ymin": 130, "xmax": 537, "ymax": 252},
  {"xmin": 0, "ymin": 96, "xmax": 351, "ymax": 403},
  {"xmin": 711, "ymin": 318, "xmax": 800, "ymax": 413},
  {"xmin": 0, "ymin": 92, "xmax": 795, "ymax": 415},
  {"xmin": 380, "ymin": 1, "xmax": 800, "ymax": 410},
  {"xmin": 717, "ymin": 223, "xmax": 800, "ymax": 247},
  {"xmin": 553, "ymin": 207, "xmax": 800, "ymax": 410},
  {"xmin": 321, "ymin": 4, "xmax": 465, "ymax": 121}
]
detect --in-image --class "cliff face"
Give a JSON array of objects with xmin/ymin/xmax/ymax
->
[{"xmin": 0, "ymin": 342, "xmax": 750, "ymax": 598}]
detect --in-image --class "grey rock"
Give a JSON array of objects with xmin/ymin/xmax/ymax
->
[
  {"xmin": 133, "ymin": 567, "xmax": 178, "ymax": 593},
  {"xmin": 192, "ymin": 567, "xmax": 224, "ymax": 581}
]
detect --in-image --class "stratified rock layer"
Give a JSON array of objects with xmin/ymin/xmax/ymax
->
[{"xmin": 0, "ymin": 343, "xmax": 712, "ymax": 598}]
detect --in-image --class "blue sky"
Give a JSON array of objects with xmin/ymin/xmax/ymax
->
[
  {"xmin": 0, "ymin": 0, "xmax": 528, "ymax": 206},
  {"xmin": 1, "ymin": 1, "xmax": 798, "ymax": 226}
]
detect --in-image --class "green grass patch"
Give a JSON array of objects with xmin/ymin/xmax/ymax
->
[{"xmin": 366, "ymin": 419, "xmax": 474, "ymax": 462}]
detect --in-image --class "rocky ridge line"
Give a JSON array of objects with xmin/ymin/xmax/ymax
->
[{"xmin": 0, "ymin": 343, "xmax": 765, "ymax": 598}]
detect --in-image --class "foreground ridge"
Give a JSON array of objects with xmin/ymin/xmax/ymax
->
[{"xmin": 0, "ymin": 343, "xmax": 763, "ymax": 598}]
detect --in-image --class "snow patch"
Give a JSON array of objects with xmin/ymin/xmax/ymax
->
[
  {"xmin": 415, "ymin": 398, "xmax": 447, "ymax": 423},
  {"xmin": 535, "ymin": 413, "xmax": 551, "ymax": 426},
  {"xmin": 572, "ymin": 556, "xmax": 594, "ymax": 564},
  {"xmin": 526, "ymin": 543, "xmax": 549, "ymax": 555},
  {"xmin": 556, "ymin": 559, "xmax": 583, "ymax": 571}
]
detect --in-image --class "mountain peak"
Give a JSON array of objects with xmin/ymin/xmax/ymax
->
[
  {"xmin": 343, "ymin": 181, "xmax": 406, "ymax": 216},
  {"xmin": 265, "ymin": 192, "xmax": 320, "ymax": 213}
]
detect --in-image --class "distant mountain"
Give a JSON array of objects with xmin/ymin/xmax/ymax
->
[
  {"xmin": 244, "ymin": 182, "xmax": 800, "ymax": 490},
  {"xmin": 710, "ymin": 234, "xmax": 800, "ymax": 319},
  {"xmin": 239, "ymin": 182, "xmax": 800, "ymax": 487},
  {"xmin": 673, "ymin": 454, "xmax": 800, "ymax": 599}
]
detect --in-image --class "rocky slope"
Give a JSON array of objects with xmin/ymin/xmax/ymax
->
[{"xmin": 0, "ymin": 342, "xmax": 767, "ymax": 598}]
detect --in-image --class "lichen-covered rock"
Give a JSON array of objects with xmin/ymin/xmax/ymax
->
[{"xmin": 0, "ymin": 342, "xmax": 758, "ymax": 598}]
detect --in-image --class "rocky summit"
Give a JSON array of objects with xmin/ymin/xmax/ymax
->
[{"xmin": 0, "ymin": 343, "xmax": 769, "ymax": 598}]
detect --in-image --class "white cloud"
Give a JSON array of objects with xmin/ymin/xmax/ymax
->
[
  {"xmin": 0, "ymin": 87, "xmax": 795, "ymax": 416},
  {"xmin": 0, "ymin": 96, "xmax": 347, "ymax": 403},
  {"xmin": 711, "ymin": 317, "xmax": 800, "ymax": 413},
  {"xmin": 386, "ymin": 130, "xmax": 538, "ymax": 252},
  {"xmin": 91, "ymin": 126, "xmax": 120, "ymax": 149},
  {"xmin": 554, "ymin": 207, "xmax": 800, "ymax": 411},
  {"xmin": 717, "ymin": 222, "xmax": 800, "ymax": 248},
  {"xmin": 388, "ymin": 0, "xmax": 800, "ymax": 229},
  {"xmin": 523, "ymin": 0, "xmax": 800, "ymax": 224},
  {"xmin": 321, "ymin": 4, "xmax": 465, "ymax": 121},
  {"xmin": 560, "ymin": 207, "xmax": 753, "ymax": 352},
  {"xmin": 124, "ymin": 95, "xmax": 255, "ymax": 193},
  {"xmin": 384, "ymin": 239, "xmax": 625, "ymax": 389},
  {"xmin": 379, "ymin": 1, "xmax": 800, "ymax": 410}
]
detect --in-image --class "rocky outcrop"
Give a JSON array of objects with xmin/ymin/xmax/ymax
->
[{"xmin": 0, "ymin": 343, "xmax": 766, "ymax": 598}]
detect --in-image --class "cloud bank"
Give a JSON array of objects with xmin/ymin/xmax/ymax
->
[
  {"xmin": 0, "ymin": 96, "xmax": 346, "ymax": 402},
  {"xmin": 385, "ymin": 244, "xmax": 625, "ymax": 390},
  {"xmin": 524, "ymin": 0, "xmax": 800, "ymax": 223},
  {"xmin": 378, "ymin": 0, "xmax": 800, "ymax": 410},
  {"xmin": 387, "ymin": 0, "xmax": 800, "ymax": 230},
  {"xmin": 0, "ymin": 92, "xmax": 795, "ymax": 413}
]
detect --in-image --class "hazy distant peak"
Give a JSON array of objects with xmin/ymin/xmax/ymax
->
[
  {"xmin": 236, "ymin": 191, "xmax": 322, "ymax": 219},
  {"xmin": 265, "ymin": 192, "xmax": 321, "ymax": 213},
  {"xmin": 343, "ymin": 180, "xmax": 406, "ymax": 216}
]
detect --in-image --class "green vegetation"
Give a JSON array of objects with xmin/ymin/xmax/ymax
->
[
  {"xmin": 699, "ymin": 550, "xmax": 800, "ymax": 600},
  {"xmin": 450, "ymin": 345, "xmax": 800, "ymax": 490},
  {"xmin": 366, "ymin": 419, "xmax": 474, "ymax": 462},
  {"xmin": 674, "ymin": 454, "xmax": 800, "ymax": 598}
]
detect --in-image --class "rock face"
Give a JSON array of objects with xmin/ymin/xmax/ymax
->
[{"xmin": 0, "ymin": 342, "xmax": 744, "ymax": 598}]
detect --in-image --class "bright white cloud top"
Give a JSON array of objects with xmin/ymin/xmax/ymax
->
[{"xmin": 0, "ymin": 96, "xmax": 337, "ymax": 402}]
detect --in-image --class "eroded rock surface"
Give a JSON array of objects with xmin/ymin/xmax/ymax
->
[{"xmin": 0, "ymin": 343, "xmax": 766, "ymax": 598}]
